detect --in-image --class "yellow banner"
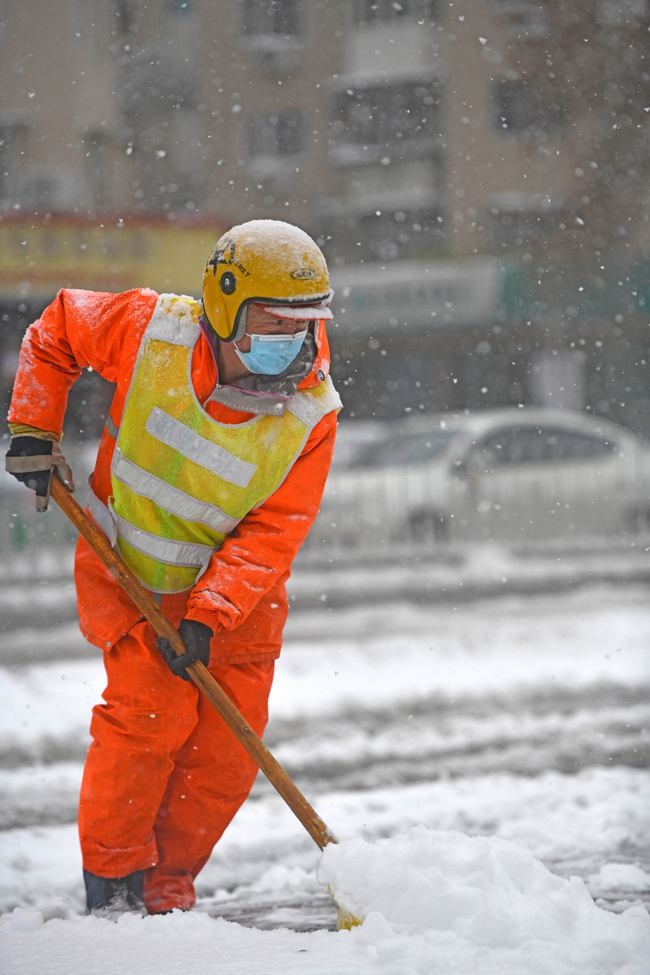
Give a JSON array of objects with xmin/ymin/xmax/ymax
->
[{"xmin": 0, "ymin": 215, "xmax": 223, "ymax": 301}]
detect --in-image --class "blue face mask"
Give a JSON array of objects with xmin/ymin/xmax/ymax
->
[{"xmin": 233, "ymin": 329, "xmax": 308, "ymax": 375}]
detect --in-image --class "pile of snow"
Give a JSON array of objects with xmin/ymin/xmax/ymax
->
[
  {"xmin": 2, "ymin": 826, "xmax": 648, "ymax": 975},
  {"xmin": 319, "ymin": 827, "xmax": 650, "ymax": 971}
]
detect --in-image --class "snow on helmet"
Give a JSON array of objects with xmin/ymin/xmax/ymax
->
[{"xmin": 202, "ymin": 219, "xmax": 333, "ymax": 342}]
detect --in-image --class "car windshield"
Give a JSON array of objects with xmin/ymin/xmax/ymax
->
[{"xmin": 350, "ymin": 428, "xmax": 457, "ymax": 469}]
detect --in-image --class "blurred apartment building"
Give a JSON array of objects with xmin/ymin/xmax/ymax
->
[{"xmin": 0, "ymin": 0, "xmax": 647, "ymax": 434}]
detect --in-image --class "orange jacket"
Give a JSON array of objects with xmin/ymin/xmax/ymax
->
[{"xmin": 8, "ymin": 288, "xmax": 338, "ymax": 660}]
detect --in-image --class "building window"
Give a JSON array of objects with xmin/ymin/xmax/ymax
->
[
  {"xmin": 242, "ymin": 0, "xmax": 300, "ymax": 36},
  {"xmin": 598, "ymin": 0, "xmax": 646, "ymax": 27},
  {"xmin": 82, "ymin": 130, "xmax": 113, "ymax": 210},
  {"xmin": 359, "ymin": 208, "xmax": 445, "ymax": 261},
  {"xmin": 324, "ymin": 208, "xmax": 445, "ymax": 262},
  {"xmin": 494, "ymin": 78, "xmax": 563, "ymax": 137},
  {"xmin": 0, "ymin": 126, "xmax": 13, "ymax": 203},
  {"xmin": 361, "ymin": 207, "xmax": 445, "ymax": 260},
  {"xmin": 0, "ymin": 120, "xmax": 27, "ymax": 207},
  {"xmin": 489, "ymin": 1, "xmax": 547, "ymax": 40},
  {"xmin": 332, "ymin": 81, "xmax": 442, "ymax": 149},
  {"xmin": 487, "ymin": 203, "xmax": 561, "ymax": 252},
  {"xmin": 247, "ymin": 110, "xmax": 303, "ymax": 157},
  {"xmin": 353, "ymin": 0, "xmax": 439, "ymax": 26}
]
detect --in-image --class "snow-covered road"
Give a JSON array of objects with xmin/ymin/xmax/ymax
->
[{"xmin": 1, "ymin": 581, "xmax": 648, "ymax": 938}]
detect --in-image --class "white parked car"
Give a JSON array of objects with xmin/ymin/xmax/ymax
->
[{"xmin": 319, "ymin": 408, "xmax": 650, "ymax": 547}]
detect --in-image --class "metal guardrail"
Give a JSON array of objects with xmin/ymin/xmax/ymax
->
[
  {"xmin": 0, "ymin": 490, "xmax": 78, "ymax": 563},
  {"xmin": 1, "ymin": 455, "xmax": 648, "ymax": 565},
  {"xmin": 306, "ymin": 459, "xmax": 650, "ymax": 554}
]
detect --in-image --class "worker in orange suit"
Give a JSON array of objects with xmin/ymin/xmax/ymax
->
[{"xmin": 5, "ymin": 219, "xmax": 341, "ymax": 916}]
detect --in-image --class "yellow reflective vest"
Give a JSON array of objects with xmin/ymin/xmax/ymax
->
[{"xmin": 89, "ymin": 294, "xmax": 341, "ymax": 593}]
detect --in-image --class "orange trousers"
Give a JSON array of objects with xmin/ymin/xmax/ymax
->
[{"xmin": 78, "ymin": 620, "xmax": 275, "ymax": 914}]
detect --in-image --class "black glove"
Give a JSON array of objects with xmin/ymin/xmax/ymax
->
[
  {"xmin": 5, "ymin": 436, "xmax": 75, "ymax": 512},
  {"xmin": 157, "ymin": 619, "xmax": 213, "ymax": 681}
]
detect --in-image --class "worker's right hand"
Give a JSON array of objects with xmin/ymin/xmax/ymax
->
[
  {"xmin": 157, "ymin": 619, "xmax": 213, "ymax": 681},
  {"xmin": 5, "ymin": 435, "xmax": 75, "ymax": 512}
]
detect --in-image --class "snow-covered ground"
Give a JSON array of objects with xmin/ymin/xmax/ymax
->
[{"xmin": 1, "ymin": 572, "xmax": 649, "ymax": 973}]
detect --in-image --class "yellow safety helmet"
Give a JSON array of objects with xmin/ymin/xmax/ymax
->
[{"xmin": 202, "ymin": 219, "xmax": 333, "ymax": 342}]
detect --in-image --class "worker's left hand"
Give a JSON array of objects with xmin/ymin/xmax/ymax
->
[{"xmin": 158, "ymin": 619, "xmax": 213, "ymax": 681}]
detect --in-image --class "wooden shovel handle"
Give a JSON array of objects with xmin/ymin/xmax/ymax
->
[{"xmin": 50, "ymin": 476, "xmax": 337, "ymax": 851}]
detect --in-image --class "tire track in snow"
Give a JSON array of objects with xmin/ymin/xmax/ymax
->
[{"xmin": 1, "ymin": 687, "xmax": 647, "ymax": 827}]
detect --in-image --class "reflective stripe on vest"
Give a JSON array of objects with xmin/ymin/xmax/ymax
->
[
  {"xmin": 113, "ymin": 453, "xmax": 240, "ymax": 535},
  {"xmin": 145, "ymin": 408, "xmax": 256, "ymax": 488},
  {"xmin": 105, "ymin": 293, "xmax": 341, "ymax": 593}
]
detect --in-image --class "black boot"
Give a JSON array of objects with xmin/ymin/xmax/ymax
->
[{"xmin": 83, "ymin": 869, "xmax": 146, "ymax": 917}]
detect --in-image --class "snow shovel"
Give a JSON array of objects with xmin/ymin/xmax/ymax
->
[{"xmin": 50, "ymin": 475, "xmax": 360, "ymax": 929}]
